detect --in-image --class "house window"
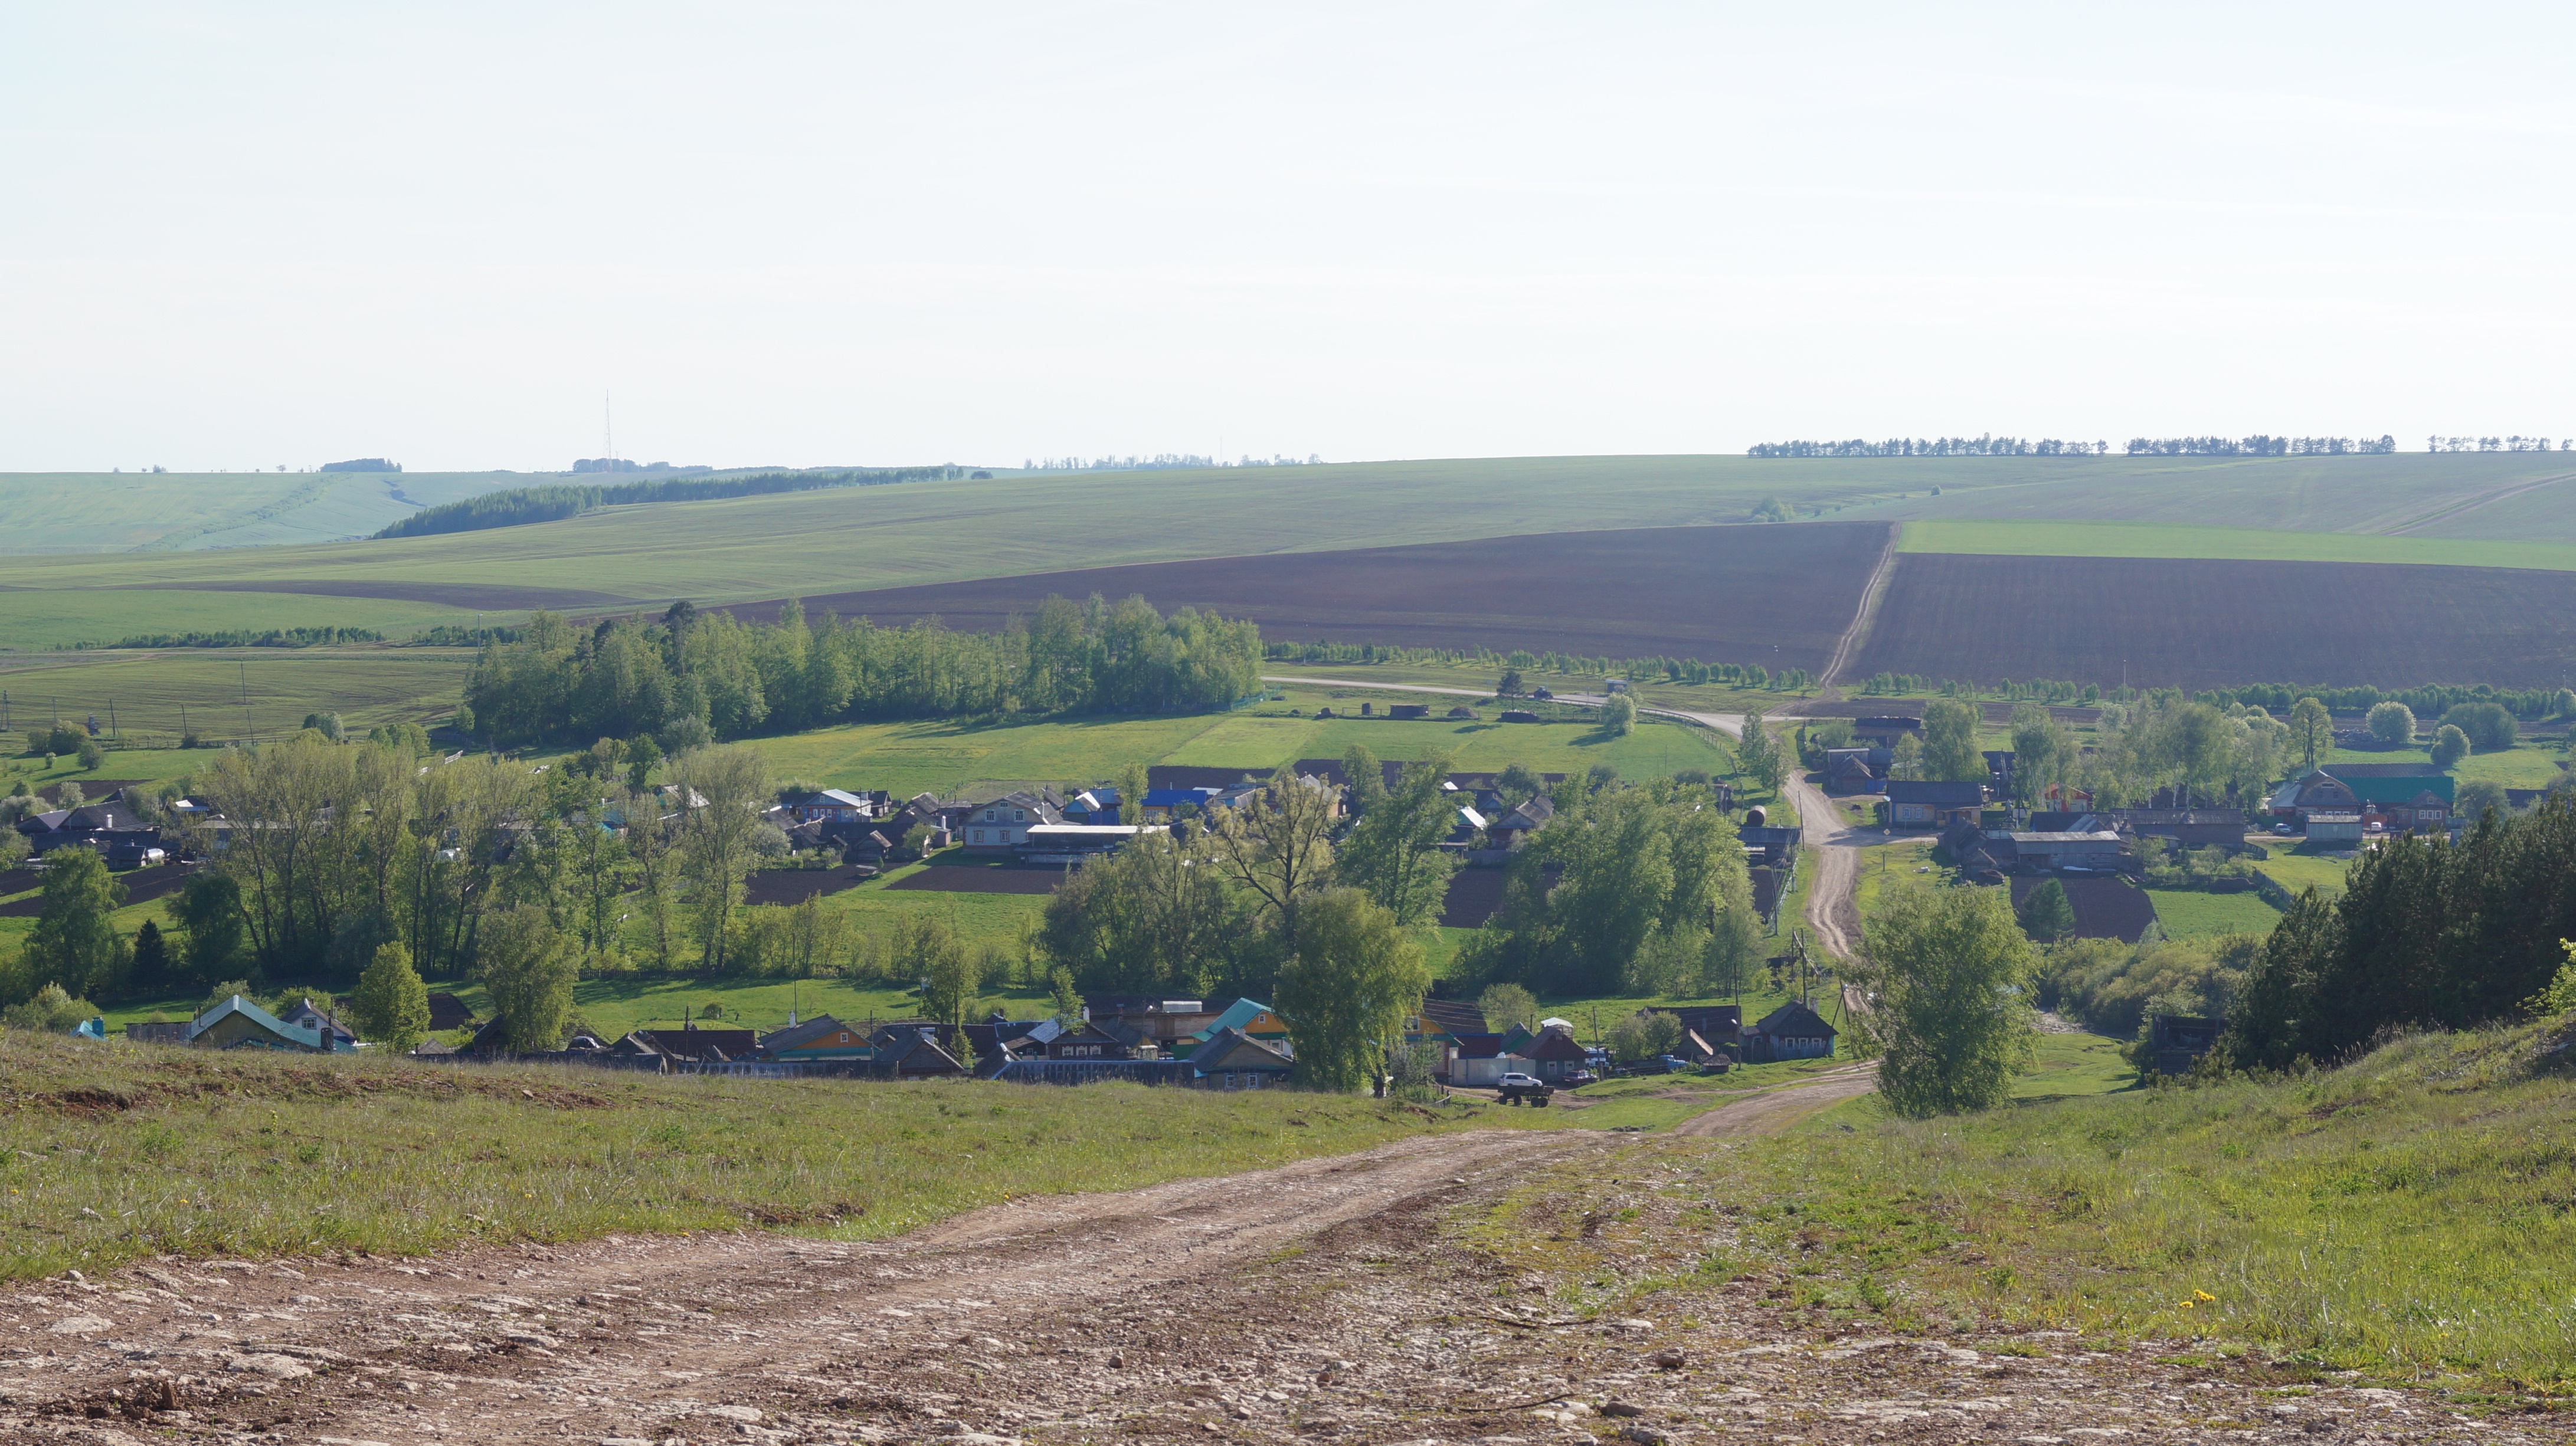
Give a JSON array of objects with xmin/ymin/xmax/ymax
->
[
  {"xmin": 972, "ymin": 829, "xmax": 985, "ymax": 843},
  {"xmin": 1014, "ymin": 810, "xmax": 1025, "ymax": 822}
]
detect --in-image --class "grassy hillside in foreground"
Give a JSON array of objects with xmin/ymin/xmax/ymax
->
[
  {"xmin": 0, "ymin": 1014, "xmax": 2133, "ymax": 1282},
  {"xmin": 1709, "ymin": 1021, "xmax": 2576, "ymax": 1387}
]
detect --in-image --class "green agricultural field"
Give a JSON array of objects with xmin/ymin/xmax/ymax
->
[
  {"xmin": 2250, "ymin": 848, "xmax": 2355, "ymax": 899},
  {"xmin": 0, "ymin": 588, "xmax": 482, "ymax": 651},
  {"xmin": 1900, "ymin": 518, "xmax": 2576, "ymax": 570},
  {"xmin": 0, "ymin": 648, "xmax": 474, "ymax": 747},
  {"xmin": 2319, "ymin": 739, "xmax": 2572, "ymax": 791},
  {"xmin": 2142, "ymin": 888, "xmax": 2283, "ymax": 939},
  {"xmin": 755, "ymin": 712, "xmax": 1229, "ymax": 799},
  {"xmin": 0, "ymin": 470, "xmax": 529, "ymax": 556},
  {"xmin": 757, "ymin": 688, "xmax": 1737, "ymax": 799},
  {"xmin": 9, "ymin": 452, "xmax": 2572, "ymax": 619}
]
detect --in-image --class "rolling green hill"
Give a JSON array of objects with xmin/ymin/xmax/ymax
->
[{"xmin": 0, "ymin": 470, "xmax": 534, "ymax": 555}]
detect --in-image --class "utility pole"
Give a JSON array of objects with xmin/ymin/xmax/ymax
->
[
  {"xmin": 241, "ymin": 661, "xmax": 251, "ymax": 742},
  {"xmin": 108, "ymin": 701, "xmax": 117, "ymax": 739}
]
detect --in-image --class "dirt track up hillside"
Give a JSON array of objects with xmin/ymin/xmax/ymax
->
[{"xmin": 1, "ymin": 1093, "xmax": 2552, "ymax": 1445}]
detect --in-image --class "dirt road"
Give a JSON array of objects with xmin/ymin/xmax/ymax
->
[
  {"xmin": 1778, "ymin": 765, "xmax": 1871, "ymax": 958},
  {"xmin": 1, "ymin": 1101, "xmax": 2548, "ymax": 1445},
  {"xmin": 1668, "ymin": 1061, "xmax": 1878, "ymax": 1137}
]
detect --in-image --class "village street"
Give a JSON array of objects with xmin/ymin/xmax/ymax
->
[{"xmin": 0, "ymin": 1082, "xmax": 2543, "ymax": 1446}]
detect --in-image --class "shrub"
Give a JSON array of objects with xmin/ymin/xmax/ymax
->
[
  {"xmin": 2442, "ymin": 701, "xmax": 2518, "ymax": 753},
  {"xmin": 2, "ymin": 983, "xmax": 97, "ymax": 1034},
  {"xmin": 2430, "ymin": 724, "xmax": 2471, "ymax": 770},
  {"xmin": 73, "ymin": 737, "xmax": 104, "ymax": 770}
]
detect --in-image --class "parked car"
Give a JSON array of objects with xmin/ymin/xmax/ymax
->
[
  {"xmin": 1652, "ymin": 1054, "xmax": 1693, "ymax": 1074},
  {"xmin": 1562, "ymin": 1070, "xmax": 1599, "ymax": 1087}
]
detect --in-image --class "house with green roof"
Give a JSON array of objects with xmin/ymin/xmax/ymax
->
[
  {"xmin": 1175, "ymin": 998, "xmax": 1291, "ymax": 1058},
  {"xmin": 2273, "ymin": 768, "xmax": 2453, "ymax": 832},
  {"xmin": 187, "ymin": 996, "xmax": 343, "ymax": 1052}
]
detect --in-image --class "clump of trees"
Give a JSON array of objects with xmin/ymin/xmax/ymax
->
[
  {"xmin": 1452, "ymin": 777, "xmax": 1761, "ymax": 999},
  {"xmin": 463, "ymin": 595, "xmax": 1262, "ymax": 747},
  {"xmin": 2225, "ymin": 799, "xmax": 2576, "ymax": 1070}
]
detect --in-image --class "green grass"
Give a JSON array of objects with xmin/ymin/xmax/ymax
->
[
  {"xmin": 0, "ymin": 1030, "xmax": 1513, "ymax": 1279},
  {"xmin": 757, "ymin": 685, "xmax": 1736, "ymax": 798},
  {"xmin": 1662, "ymin": 1020, "xmax": 2576, "ymax": 1388},
  {"xmin": 0, "ymin": 591, "xmax": 482, "ymax": 651},
  {"xmin": 2320, "ymin": 740, "xmax": 2572, "ymax": 791},
  {"xmin": 0, "ymin": 647, "xmax": 474, "ymax": 746},
  {"xmin": 1901, "ymin": 518, "xmax": 2576, "ymax": 571},
  {"xmin": 0, "ymin": 470, "xmax": 528, "ymax": 556},
  {"xmin": 1849, "ymin": 837, "xmax": 1940, "ymax": 917},
  {"xmin": 2250, "ymin": 848, "xmax": 2357, "ymax": 899},
  {"xmin": 2010, "ymin": 1030, "xmax": 2139, "ymax": 1100},
  {"xmin": 2144, "ymin": 888, "xmax": 2284, "ymax": 939}
]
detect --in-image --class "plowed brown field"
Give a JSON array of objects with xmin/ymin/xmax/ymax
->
[
  {"xmin": 1851, "ymin": 552, "xmax": 2576, "ymax": 689},
  {"xmin": 715, "ymin": 522, "xmax": 1893, "ymax": 671}
]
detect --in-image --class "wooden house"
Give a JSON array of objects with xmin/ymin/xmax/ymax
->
[
  {"xmin": 1520, "ymin": 1025, "xmax": 1590, "ymax": 1081},
  {"xmin": 188, "ymin": 996, "xmax": 343, "ymax": 1052},
  {"xmin": 1884, "ymin": 779, "xmax": 1985, "ymax": 828},
  {"xmin": 2146, "ymin": 1014, "xmax": 2221, "ymax": 1076},
  {"xmin": 1740, "ymin": 1001, "xmax": 1836, "ymax": 1062},
  {"xmin": 1186, "ymin": 1027, "xmax": 1295, "ymax": 1089},
  {"xmin": 869, "ymin": 1025, "xmax": 965, "ymax": 1078},
  {"xmin": 759, "ymin": 1015, "xmax": 873, "ymax": 1061}
]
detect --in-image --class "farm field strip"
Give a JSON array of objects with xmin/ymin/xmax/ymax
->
[
  {"xmin": 1851, "ymin": 550, "xmax": 2576, "ymax": 689},
  {"xmin": 699, "ymin": 522, "xmax": 1890, "ymax": 674},
  {"xmin": 1899, "ymin": 519, "xmax": 2576, "ymax": 571}
]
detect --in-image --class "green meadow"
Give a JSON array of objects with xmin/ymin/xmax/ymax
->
[
  {"xmin": 0, "ymin": 648, "xmax": 474, "ymax": 745},
  {"xmin": 2142, "ymin": 887, "xmax": 2283, "ymax": 939},
  {"xmin": 1900, "ymin": 518, "xmax": 2576, "ymax": 570}
]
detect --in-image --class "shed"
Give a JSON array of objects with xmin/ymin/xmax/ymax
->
[
  {"xmin": 1884, "ymin": 779, "xmax": 1985, "ymax": 828},
  {"xmin": 1387, "ymin": 704, "xmax": 1430, "ymax": 720}
]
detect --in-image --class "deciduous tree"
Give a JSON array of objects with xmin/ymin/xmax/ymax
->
[
  {"xmin": 349, "ymin": 942, "xmax": 431, "ymax": 1052},
  {"xmin": 1922, "ymin": 699, "xmax": 1983, "ymax": 783},
  {"xmin": 1861, "ymin": 886, "xmax": 2038, "ymax": 1118},
  {"xmin": 2365, "ymin": 701, "xmax": 2417, "ymax": 747},
  {"xmin": 1337, "ymin": 753, "xmax": 1459, "ymax": 928},
  {"xmin": 24, "ymin": 848, "xmax": 127, "ymax": 996},
  {"xmin": 2289, "ymin": 697, "xmax": 2332, "ymax": 769},
  {"xmin": 1275, "ymin": 889, "xmax": 1430, "ymax": 1094}
]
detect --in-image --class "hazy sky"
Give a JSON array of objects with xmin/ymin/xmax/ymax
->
[{"xmin": 4, "ymin": 3, "xmax": 2571, "ymax": 473}]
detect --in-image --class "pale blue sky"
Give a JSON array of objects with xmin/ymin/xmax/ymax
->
[{"xmin": 2, "ymin": 2, "xmax": 2570, "ymax": 472}]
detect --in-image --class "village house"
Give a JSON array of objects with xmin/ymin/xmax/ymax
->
[
  {"xmin": 1485, "ymin": 795, "xmax": 1554, "ymax": 850},
  {"xmin": 2271, "ymin": 768, "xmax": 2452, "ymax": 834},
  {"xmin": 13, "ymin": 799, "xmax": 165, "ymax": 865},
  {"xmin": 2146, "ymin": 1014, "xmax": 2222, "ymax": 1076},
  {"xmin": 868, "ymin": 1025, "xmax": 966, "ymax": 1078},
  {"xmin": 758, "ymin": 1014, "xmax": 873, "ymax": 1061},
  {"xmin": 1884, "ymin": 779, "xmax": 1985, "ymax": 829},
  {"xmin": 783, "ymin": 789, "xmax": 882, "ymax": 825},
  {"xmin": 282, "ymin": 997, "xmax": 359, "ymax": 1050},
  {"xmin": 1520, "ymin": 1024, "xmax": 1590, "ymax": 1081},
  {"xmin": 1739, "ymin": 1000, "xmax": 1836, "ymax": 1062},
  {"xmin": 1185, "ymin": 1027, "xmax": 1295, "ymax": 1088},
  {"xmin": 2005, "ymin": 829, "xmax": 2127, "ymax": 871},
  {"xmin": 1444, "ymin": 1033, "xmax": 1532, "ymax": 1087},
  {"xmin": 1737, "ymin": 821, "xmax": 1802, "ymax": 866},
  {"xmin": 185, "ymin": 995, "xmax": 349, "ymax": 1052},
  {"xmin": 1822, "ymin": 746, "xmax": 1892, "ymax": 793},
  {"xmin": 961, "ymin": 791, "xmax": 1063, "ymax": 850}
]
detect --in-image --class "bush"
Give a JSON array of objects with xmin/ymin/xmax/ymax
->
[
  {"xmin": 2430, "ymin": 724, "xmax": 2471, "ymax": 770},
  {"xmin": 74, "ymin": 737, "xmax": 104, "ymax": 770},
  {"xmin": 1605, "ymin": 1008, "xmax": 1681, "ymax": 1064},
  {"xmin": 2442, "ymin": 701, "xmax": 2518, "ymax": 753},
  {"xmin": 2365, "ymin": 701, "xmax": 2416, "ymax": 747},
  {"xmin": 24, "ymin": 725, "xmax": 81, "ymax": 758},
  {"xmin": 2, "ymin": 983, "xmax": 97, "ymax": 1034}
]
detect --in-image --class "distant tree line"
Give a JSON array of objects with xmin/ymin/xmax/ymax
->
[
  {"xmin": 571, "ymin": 459, "xmax": 713, "ymax": 474},
  {"xmin": 2125, "ymin": 435, "xmax": 2395, "ymax": 456},
  {"xmin": 1749, "ymin": 435, "xmax": 2110, "ymax": 458},
  {"xmin": 1020, "ymin": 454, "xmax": 1324, "ymax": 471},
  {"xmin": 373, "ymin": 465, "xmax": 964, "ymax": 540},
  {"xmin": 2199, "ymin": 681, "xmax": 2572, "ymax": 723},
  {"xmin": 2428, "ymin": 436, "xmax": 2568, "ymax": 453},
  {"xmin": 69, "ymin": 626, "xmax": 384, "ymax": 650},
  {"xmin": 462, "ymin": 594, "xmax": 1263, "ymax": 747},
  {"xmin": 1745, "ymin": 434, "xmax": 2406, "ymax": 458},
  {"xmin": 1261, "ymin": 640, "xmax": 1811, "ymax": 692},
  {"xmin": 322, "ymin": 458, "xmax": 401, "ymax": 472}
]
